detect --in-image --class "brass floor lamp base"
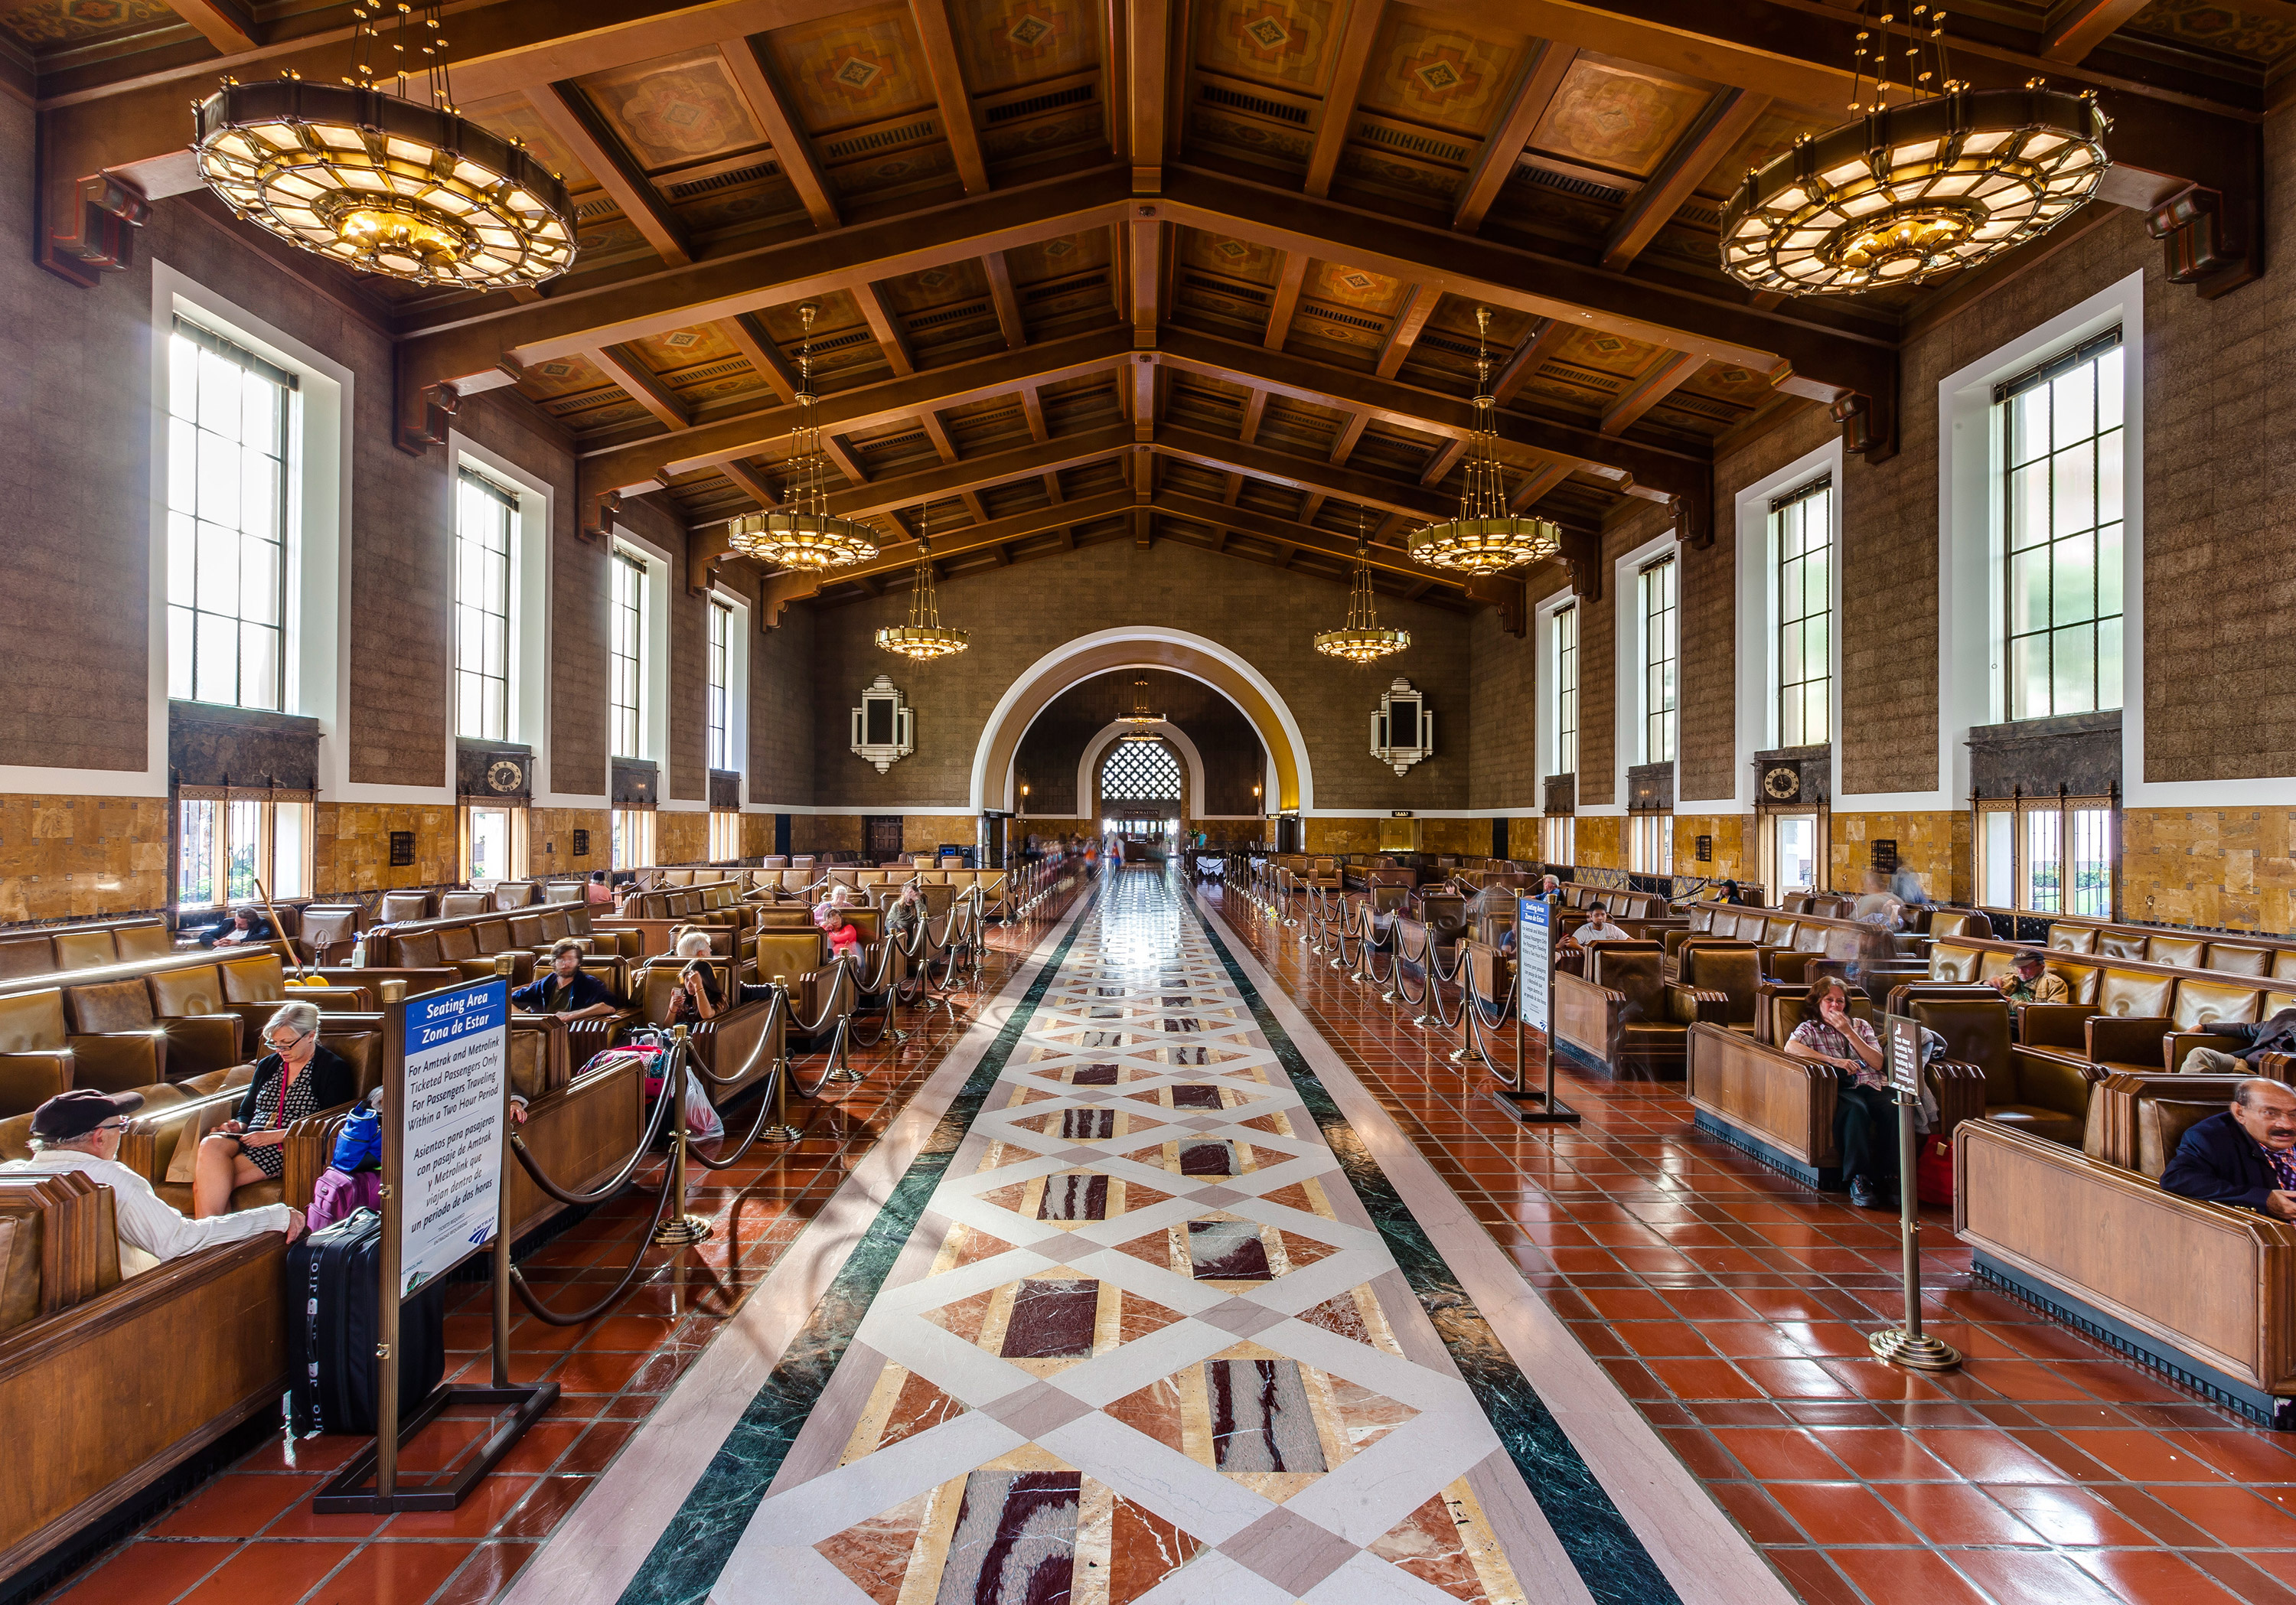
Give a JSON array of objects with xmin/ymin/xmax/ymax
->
[{"xmin": 1868, "ymin": 1326, "xmax": 1963, "ymax": 1372}]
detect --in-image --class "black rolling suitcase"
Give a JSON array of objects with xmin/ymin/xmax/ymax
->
[{"xmin": 288, "ymin": 1208, "xmax": 448, "ymax": 1435}]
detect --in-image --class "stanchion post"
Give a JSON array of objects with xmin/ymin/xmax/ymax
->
[
  {"xmin": 1870, "ymin": 1015, "xmax": 1962, "ymax": 1372},
  {"xmin": 651, "ymin": 1026, "xmax": 713, "ymax": 1246}
]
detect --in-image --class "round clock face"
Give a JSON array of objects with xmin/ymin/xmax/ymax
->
[
  {"xmin": 1762, "ymin": 765, "xmax": 1800, "ymax": 801},
  {"xmin": 486, "ymin": 759, "xmax": 524, "ymax": 794}
]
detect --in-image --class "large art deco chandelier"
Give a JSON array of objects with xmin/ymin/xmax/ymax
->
[
  {"xmin": 193, "ymin": 3, "xmax": 576, "ymax": 288},
  {"xmin": 876, "ymin": 505, "xmax": 969, "ymax": 660},
  {"xmin": 1316, "ymin": 512, "xmax": 1411, "ymax": 664},
  {"xmin": 1117, "ymin": 677, "xmax": 1164, "ymax": 736},
  {"xmin": 728, "ymin": 304, "xmax": 880, "ymax": 570},
  {"xmin": 1407, "ymin": 308, "xmax": 1561, "ymax": 575},
  {"xmin": 1720, "ymin": 3, "xmax": 2109, "ymax": 295}
]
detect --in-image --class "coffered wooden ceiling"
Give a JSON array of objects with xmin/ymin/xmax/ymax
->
[{"xmin": 21, "ymin": 0, "xmax": 2270, "ymax": 621}]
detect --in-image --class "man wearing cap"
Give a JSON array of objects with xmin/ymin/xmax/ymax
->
[
  {"xmin": 1991, "ymin": 949, "xmax": 2069, "ymax": 1007},
  {"xmin": 0, "ymin": 1090, "xmax": 305, "ymax": 1275}
]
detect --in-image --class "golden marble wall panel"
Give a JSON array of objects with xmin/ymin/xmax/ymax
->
[
  {"xmin": 0, "ymin": 795, "xmax": 168, "ymax": 922},
  {"xmin": 657, "ymin": 811, "xmax": 710, "ymax": 868},
  {"xmin": 1303, "ymin": 817, "xmax": 1384, "ymax": 856},
  {"xmin": 796, "ymin": 814, "xmax": 865, "ymax": 855},
  {"xmin": 742, "ymin": 812, "xmax": 779, "ymax": 860},
  {"xmin": 530, "ymin": 808, "xmax": 612, "ymax": 882},
  {"xmin": 315, "ymin": 803, "xmax": 460, "ymax": 895},
  {"xmin": 2125, "ymin": 807, "xmax": 2296, "ymax": 933},
  {"xmin": 1417, "ymin": 817, "xmax": 1483, "ymax": 856},
  {"xmin": 1830, "ymin": 811, "xmax": 1970, "ymax": 905},
  {"xmin": 1575, "ymin": 814, "xmax": 1623, "ymax": 869},
  {"xmin": 1674, "ymin": 814, "xmax": 1750, "ymax": 887}
]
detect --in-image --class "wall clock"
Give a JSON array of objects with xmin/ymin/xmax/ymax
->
[
  {"xmin": 1761, "ymin": 763, "xmax": 1802, "ymax": 803},
  {"xmin": 485, "ymin": 758, "xmax": 526, "ymax": 794}
]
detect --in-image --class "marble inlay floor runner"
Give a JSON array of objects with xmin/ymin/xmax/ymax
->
[{"xmin": 541, "ymin": 870, "xmax": 1776, "ymax": 1605}]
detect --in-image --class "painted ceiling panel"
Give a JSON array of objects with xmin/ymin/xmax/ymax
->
[
  {"xmin": 761, "ymin": 5, "xmax": 937, "ymax": 135},
  {"xmin": 577, "ymin": 49, "xmax": 768, "ymax": 173},
  {"xmin": 950, "ymin": 0, "xmax": 1098, "ymax": 93},
  {"xmin": 460, "ymin": 92, "xmax": 599, "ymax": 191},
  {"xmin": 1194, "ymin": 0, "xmax": 1345, "ymax": 93},
  {"xmin": 1357, "ymin": 5, "xmax": 1523, "ymax": 135},
  {"xmin": 1528, "ymin": 56, "xmax": 1711, "ymax": 181}
]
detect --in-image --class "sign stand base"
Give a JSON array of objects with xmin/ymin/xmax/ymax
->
[
  {"xmin": 313, "ymin": 1382, "xmax": 560, "ymax": 1513},
  {"xmin": 1492, "ymin": 1087, "xmax": 1582, "ymax": 1125}
]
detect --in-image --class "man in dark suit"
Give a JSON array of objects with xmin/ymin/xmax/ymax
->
[
  {"xmin": 2161, "ymin": 1078, "xmax": 2296, "ymax": 1220},
  {"xmin": 2179, "ymin": 1006, "xmax": 2296, "ymax": 1075}
]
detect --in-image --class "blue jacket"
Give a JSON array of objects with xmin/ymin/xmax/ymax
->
[
  {"xmin": 511, "ymin": 969, "xmax": 618, "ymax": 1014},
  {"xmin": 2161, "ymin": 1111, "xmax": 2287, "ymax": 1214}
]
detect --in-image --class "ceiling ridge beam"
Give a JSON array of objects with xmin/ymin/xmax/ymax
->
[
  {"xmin": 1153, "ymin": 424, "xmax": 1450, "ymax": 520},
  {"xmin": 722, "ymin": 311, "xmax": 801, "ymax": 403},
  {"xmin": 1602, "ymin": 350, "xmax": 1704, "ymax": 436},
  {"xmin": 908, "ymin": 0, "xmax": 990, "ymax": 194},
  {"xmin": 719, "ymin": 38, "xmax": 840, "ymax": 231},
  {"xmin": 1453, "ymin": 41, "xmax": 1577, "ymax": 234},
  {"xmin": 1600, "ymin": 88, "xmax": 1771, "ymax": 272},
  {"xmin": 1128, "ymin": 0, "xmax": 1171, "ymax": 193},
  {"xmin": 817, "ymin": 422, "xmax": 1135, "ymax": 521},
  {"xmin": 530, "ymin": 82, "xmax": 694, "ymax": 267},
  {"xmin": 588, "ymin": 344, "xmax": 689, "ymax": 432},
  {"xmin": 765, "ymin": 488, "xmax": 1137, "ymax": 608},
  {"xmin": 1305, "ymin": 0, "xmax": 1388, "ymax": 197}
]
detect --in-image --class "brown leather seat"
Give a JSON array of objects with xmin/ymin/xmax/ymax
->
[
  {"xmin": 378, "ymin": 892, "xmax": 434, "ymax": 923},
  {"xmin": 66, "ymin": 977, "xmax": 243, "ymax": 1085},
  {"xmin": 439, "ymin": 891, "xmax": 491, "ymax": 918},
  {"xmin": 2136, "ymin": 1097, "xmax": 2225, "ymax": 1180},
  {"xmin": 0, "ymin": 990, "xmax": 75, "ymax": 1117},
  {"xmin": 1668, "ymin": 944, "xmax": 1760, "ymax": 1032},
  {"xmin": 1910, "ymin": 996, "xmax": 2089, "ymax": 1147}
]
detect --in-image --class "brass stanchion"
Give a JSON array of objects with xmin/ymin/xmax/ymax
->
[
  {"xmin": 758, "ymin": 980, "xmax": 805, "ymax": 1143},
  {"xmin": 651, "ymin": 1025, "xmax": 713, "ymax": 1247},
  {"xmin": 1870, "ymin": 1016, "xmax": 1962, "ymax": 1372}
]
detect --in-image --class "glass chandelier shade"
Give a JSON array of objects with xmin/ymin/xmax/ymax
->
[
  {"xmin": 1316, "ymin": 524, "xmax": 1411, "ymax": 663},
  {"xmin": 1719, "ymin": 8, "xmax": 2108, "ymax": 295},
  {"xmin": 876, "ymin": 509, "xmax": 969, "ymax": 660},
  {"xmin": 1117, "ymin": 677, "xmax": 1164, "ymax": 728},
  {"xmin": 1407, "ymin": 307, "xmax": 1562, "ymax": 576},
  {"xmin": 192, "ymin": 7, "xmax": 576, "ymax": 288},
  {"xmin": 728, "ymin": 303, "xmax": 880, "ymax": 571}
]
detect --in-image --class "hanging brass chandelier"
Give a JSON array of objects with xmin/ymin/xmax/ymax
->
[
  {"xmin": 1117, "ymin": 676, "xmax": 1164, "ymax": 734},
  {"xmin": 728, "ymin": 304, "xmax": 880, "ymax": 570},
  {"xmin": 192, "ymin": 3, "xmax": 576, "ymax": 288},
  {"xmin": 875, "ymin": 505, "xmax": 969, "ymax": 660},
  {"xmin": 1720, "ymin": 3, "xmax": 2109, "ymax": 295},
  {"xmin": 1316, "ymin": 512, "xmax": 1411, "ymax": 664},
  {"xmin": 1407, "ymin": 308, "xmax": 1561, "ymax": 576}
]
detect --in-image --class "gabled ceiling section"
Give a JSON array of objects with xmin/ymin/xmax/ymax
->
[{"xmin": 24, "ymin": 0, "xmax": 2272, "ymax": 628}]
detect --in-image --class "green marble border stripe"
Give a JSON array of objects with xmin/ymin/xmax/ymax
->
[
  {"xmin": 614, "ymin": 882, "xmax": 1101, "ymax": 1605},
  {"xmin": 1191, "ymin": 895, "xmax": 1684, "ymax": 1605}
]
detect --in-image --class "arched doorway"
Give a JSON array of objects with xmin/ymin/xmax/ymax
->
[{"xmin": 970, "ymin": 628, "xmax": 1313, "ymax": 813}]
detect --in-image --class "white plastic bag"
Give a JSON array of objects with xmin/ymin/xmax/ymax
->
[{"xmin": 684, "ymin": 1075, "xmax": 723, "ymax": 1141}]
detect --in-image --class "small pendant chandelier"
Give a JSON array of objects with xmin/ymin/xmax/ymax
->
[
  {"xmin": 1407, "ymin": 307, "xmax": 1561, "ymax": 575},
  {"xmin": 1316, "ymin": 511, "xmax": 1411, "ymax": 663},
  {"xmin": 875, "ymin": 504, "xmax": 969, "ymax": 660},
  {"xmin": 1720, "ymin": 3, "xmax": 2109, "ymax": 295},
  {"xmin": 193, "ymin": 3, "xmax": 576, "ymax": 288},
  {"xmin": 728, "ymin": 303, "xmax": 880, "ymax": 570},
  {"xmin": 1117, "ymin": 676, "xmax": 1164, "ymax": 735}
]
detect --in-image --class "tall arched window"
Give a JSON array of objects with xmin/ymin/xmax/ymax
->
[{"xmin": 1101, "ymin": 739, "xmax": 1182, "ymax": 801}]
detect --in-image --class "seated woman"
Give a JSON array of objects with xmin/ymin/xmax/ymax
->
[
  {"xmin": 884, "ymin": 881, "xmax": 926, "ymax": 944},
  {"xmin": 824, "ymin": 910, "xmax": 863, "ymax": 963},
  {"xmin": 1781, "ymin": 977, "xmax": 1895, "ymax": 1211},
  {"xmin": 193, "ymin": 1000, "xmax": 358, "ymax": 1218},
  {"xmin": 666, "ymin": 930, "xmax": 726, "ymax": 1027}
]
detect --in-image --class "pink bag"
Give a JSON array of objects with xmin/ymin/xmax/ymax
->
[{"xmin": 306, "ymin": 1166, "xmax": 382, "ymax": 1232}]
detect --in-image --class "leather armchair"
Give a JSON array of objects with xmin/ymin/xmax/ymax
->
[
  {"xmin": 0, "ymin": 990, "xmax": 75, "ymax": 1118},
  {"xmin": 1909, "ymin": 996, "xmax": 2093, "ymax": 1147},
  {"xmin": 66, "ymin": 979, "xmax": 232, "ymax": 1087},
  {"xmin": 1667, "ymin": 944, "xmax": 1760, "ymax": 1032},
  {"xmin": 1555, "ymin": 944, "xmax": 1686, "ymax": 1077}
]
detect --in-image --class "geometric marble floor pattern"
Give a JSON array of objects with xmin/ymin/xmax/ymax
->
[
  {"xmin": 564, "ymin": 867, "xmax": 1740, "ymax": 1605},
  {"xmin": 713, "ymin": 869, "xmax": 1556, "ymax": 1604}
]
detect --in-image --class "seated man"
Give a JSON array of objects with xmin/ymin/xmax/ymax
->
[
  {"xmin": 584, "ymin": 869, "xmax": 615, "ymax": 906},
  {"xmin": 2180, "ymin": 1004, "xmax": 2296, "ymax": 1075},
  {"xmin": 2161, "ymin": 1077, "xmax": 2296, "ymax": 1220},
  {"xmin": 1850, "ymin": 869, "xmax": 1904, "ymax": 930},
  {"xmin": 1, "ymin": 1089, "xmax": 305, "ymax": 1271},
  {"xmin": 1992, "ymin": 948, "xmax": 2069, "ymax": 1006},
  {"xmin": 199, "ymin": 904, "xmax": 274, "ymax": 948},
  {"xmin": 511, "ymin": 938, "xmax": 622, "ymax": 1019},
  {"xmin": 1536, "ymin": 874, "xmax": 1564, "ymax": 905},
  {"xmin": 1570, "ymin": 902, "xmax": 1631, "ymax": 947}
]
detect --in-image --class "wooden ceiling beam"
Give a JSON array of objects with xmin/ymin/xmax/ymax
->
[
  {"xmin": 719, "ymin": 39, "xmax": 840, "ymax": 231},
  {"xmin": 766, "ymin": 489, "xmax": 1137, "ymax": 611},
  {"xmin": 1600, "ymin": 89, "xmax": 1771, "ymax": 272},
  {"xmin": 856, "ymin": 283, "xmax": 917, "ymax": 377},
  {"xmin": 1508, "ymin": 460, "xmax": 1570, "ymax": 512},
  {"xmin": 1157, "ymin": 327, "xmax": 1701, "ymax": 504},
  {"xmin": 530, "ymin": 84, "xmax": 694, "ymax": 267},
  {"xmin": 812, "ymin": 422, "xmax": 1132, "ymax": 522},
  {"xmin": 820, "ymin": 434, "xmax": 871, "ymax": 488},
  {"xmin": 2042, "ymin": 0, "xmax": 2155, "ymax": 64},
  {"xmin": 722, "ymin": 460, "xmax": 781, "ymax": 510},
  {"xmin": 1128, "ymin": 0, "xmax": 1171, "ymax": 192},
  {"xmin": 1019, "ymin": 382, "xmax": 1049, "ymax": 440},
  {"xmin": 1155, "ymin": 424, "xmax": 1451, "ymax": 521},
  {"xmin": 1239, "ymin": 390, "xmax": 1268, "ymax": 445},
  {"xmin": 584, "ymin": 326, "xmax": 1133, "ymax": 494},
  {"xmin": 1329, "ymin": 412, "xmax": 1370, "ymax": 465},
  {"xmin": 588, "ymin": 345, "xmax": 689, "ymax": 432},
  {"xmin": 1374, "ymin": 284, "xmax": 1438, "ymax": 379},
  {"xmin": 1419, "ymin": 437, "xmax": 1467, "ymax": 485},
  {"xmin": 984, "ymin": 250, "xmax": 1027, "ymax": 350},
  {"xmin": 167, "ymin": 0, "xmax": 257, "ymax": 54},
  {"xmin": 1264, "ymin": 251, "xmax": 1309, "ymax": 351},
  {"xmin": 1602, "ymin": 350, "xmax": 1704, "ymax": 436},
  {"xmin": 918, "ymin": 410, "xmax": 961, "ymax": 463},
  {"xmin": 1453, "ymin": 41, "xmax": 1576, "ymax": 234},
  {"xmin": 1127, "ymin": 214, "xmax": 1163, "ymax": 347},
  {"xmin": 720, "ymin": 312, "xmax": 800, "ymax": 403},
  {"xmin": 1492, "ymin": 317, "xmax": 1569, "ymax": 406},
  {"xmin": 908, "ymin": 0, "xmax": 990, "ymax": 194},
  {"xmin": 1154, "ymin": 491, "xmax": 1469, "ymax": 589},
  {"xmin": 1304, "ymin": 0, "xmax": 1388, "ymax": 197},
  {"xmin": 1044, "ymin": 471, "xmax": 1065, "ymax": 503}
]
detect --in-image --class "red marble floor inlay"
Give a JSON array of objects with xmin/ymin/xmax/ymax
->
[
  {"xmin": 38, "ymin": 879, "xmax": 1092, "ymax": 1605},
  {"xmin": 1205, "ymin": 883, "xmax": 2296, "ymax": 1605}
]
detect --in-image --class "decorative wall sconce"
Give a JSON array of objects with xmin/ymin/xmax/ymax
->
[
  {"xmin": 1371, "ymin": 677, "xmax": 1435, "ymax": 777},
  {"xmin": 850, "ymin": 674, "xmax": 915, "ymax": 773}
]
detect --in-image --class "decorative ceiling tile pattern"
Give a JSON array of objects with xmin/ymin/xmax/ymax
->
[
  {"xmin": 2128, "ymin": 0, "xmax": 2296, "ymax": 63},
  {"xmin": 1195, "ymin": 0, "xmax": 1342, "ymax": 91},
  {"xmin": 763, "ymin": 4, "xmax": 937, "ymax": 134},
  {"xmin": 578, "ymin": 49, "xmax": 768, "ymax": 171},
  {"xmin": 1529, "ymin": 55, "xmax": 1711, "ymax": 180},
  {"xmin": 0, "ymin": 0, "xmax": 171, "ymax": 48},
  {"xmin": 1357, "ymin": 5, "xmax": 1523, "ymax": 134},
  {"xmin": 951, "ymin": 0, "xmax": 1097, "ymax": 93}
]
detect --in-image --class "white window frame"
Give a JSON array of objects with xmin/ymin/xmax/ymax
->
[
  {"xmin": 1730, "ymin": 437, "xmax": 1844, "ymax": 808},
  {"xmin": 176, "ymin": 791, "xmax": 314, "ymax": 911},
  {"xmin": 1537, "ymin": 589, "xmax": 1580, "ymax": 779},
  {"xmin": 1638, "ymin": 556, "xmax": 1678, "ymax": 765},
  {"xmin": 1977, "ymin": 795, "xmax": 2115, "ymax": 917},
  {"xmin": 451, "ymin": 433, "xmax": 562, "ymax": 798},
  {"xmin": 1772, "ymin": 476, "xmax": 1835, "ymax": 749},
  {"xmin": 453, "ymin": 466, "xmax": 517, "ymax": 742},
  {"xmin": 611, "ymin": 807, "xmax": 657, "ymax": 870},
  {"xmin": 607, "ymin": 530, "xmax": 673, "ymax": 769},
  {"xmin": 707, "ymin": 597, "xmax": 732, "ymax": 773},
  {"xmin": 708, "ymin": 585, "xmax": 752, "ymax": 801},
  {"xmin": 461, "ymin": 801, "xmax": 529, "ymax": 882},
  {"xmin": 1607, "ymin": 528, "xmax": 1679, "ymax": 818}
]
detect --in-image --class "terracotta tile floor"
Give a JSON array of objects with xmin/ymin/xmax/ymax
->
[
  {"xmin": 38, "ymin": 876, "xmax": 1092, "ymax": 1605},
  {"xmin": 1204, "ymin": 884, "xmax": 2296, "ymax": 1605}
]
